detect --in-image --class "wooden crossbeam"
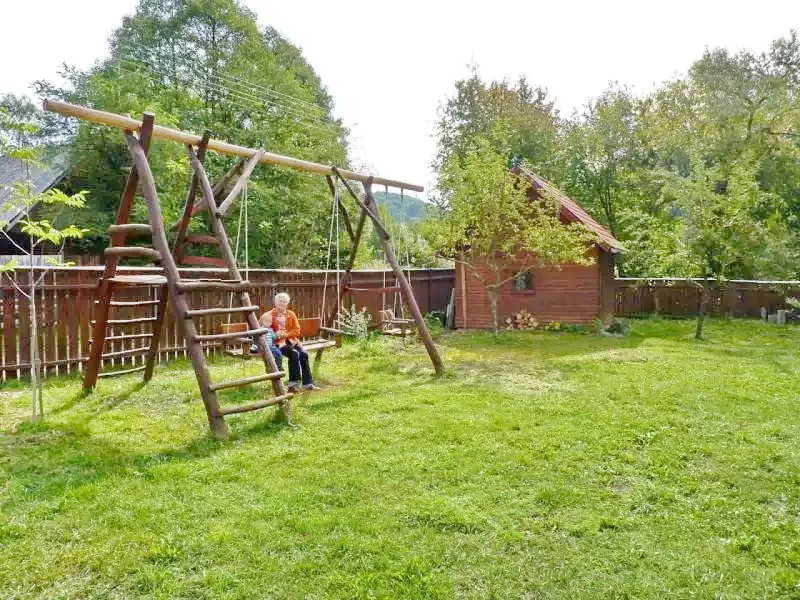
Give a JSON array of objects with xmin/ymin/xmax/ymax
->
[{"xmin": 43, "ymin": 100, "xmax": 423, "ymax": 192}]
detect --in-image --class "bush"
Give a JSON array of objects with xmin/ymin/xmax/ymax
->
[
  {"xmin": 601, "ymin": 318, "xmax": 631, "ymax": 336},
  {"xmin": 425, "ymin": 311, "xmax": 446, "ymax": 330},
  {"xmin": 337, "ymin": 305, "xmax": 371, "ymax": 340}
]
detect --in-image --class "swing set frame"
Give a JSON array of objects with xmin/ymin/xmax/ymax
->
[{"xmin": 43, "ymin": 99, "xmax": 444, "ymax": 377}]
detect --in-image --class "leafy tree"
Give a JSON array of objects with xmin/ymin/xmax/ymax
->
[
  {"xmin": 0, "ymin": 110, "xmax": 88, "ymax": 420},
  {"xmin": 32, "ymin": 0, "xmax": 352, "ymax": 267},
  {"xmin": 428, "ymin": 130, "xmax": 595, "ymax": 332},
  {"xmin": 433, "ymin": 69, "xmax": 561, "ymax": 187},
  {"xmin": 664, "ymin": 155, "xmax": 796, "ymax": 338}
]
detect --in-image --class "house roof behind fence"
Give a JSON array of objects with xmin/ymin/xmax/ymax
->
[
  {"xmin": 0, "ymin": 155, "xmax": 69, "ymax": 228},
  {"xmin": 515, "ymin": 165, "xmax": 624, "ymax": 253}
]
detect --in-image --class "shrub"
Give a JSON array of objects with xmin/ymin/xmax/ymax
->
[
  {"xmin": 601, "ymin": 318, "xmax": 631, "ymax": 336},
  {"xmin": 337, "ymin": 305, "xmax": 371, "ymax": 340}
]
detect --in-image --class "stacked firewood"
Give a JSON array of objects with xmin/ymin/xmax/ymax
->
[{"xmin": 504, "ymin": 309, "xmax": 539, "ymax": 330}]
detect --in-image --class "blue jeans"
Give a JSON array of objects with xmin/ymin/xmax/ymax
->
[
  {"xmin": 270, "ymin": 347, "xmax": 283, "ymax": 370},
  {"xmin": 250, "ymin": 343, "xmax": 283, "ymax": 371}
]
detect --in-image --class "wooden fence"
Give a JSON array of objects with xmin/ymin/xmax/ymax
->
[
  {"xmin": 615, "ymin": 278, "xmax": 800, "ymax": 318},
  {"xmin": 0, "ymin": 266, "xmax": 455, "ymax": 380}
]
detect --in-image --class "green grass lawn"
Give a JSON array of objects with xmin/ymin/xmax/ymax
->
[{"xmin": 1, "ymin": 319, "xmax": 799, "ymax": 599}]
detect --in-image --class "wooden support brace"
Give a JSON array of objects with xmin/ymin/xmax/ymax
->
[
  {"xmin": 362, "ymin": 182, "xmax": 444, "ymax": 376},
  {"xmin": 216, "ymin": 149, "xmax": 264, "ymax": 217}
]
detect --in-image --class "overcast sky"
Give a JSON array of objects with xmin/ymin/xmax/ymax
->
[{"xmin": 2, "ymin": 0, "xmax": 799, "ymax": 197}]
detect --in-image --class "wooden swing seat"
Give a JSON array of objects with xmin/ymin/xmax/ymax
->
[
  {"xmin": 379, "ymin": 309, "xmax": 416, "ymax": 336},
  {"xmin": 221, "ymin": 317, "xmax": 342, "ymax": 358}
]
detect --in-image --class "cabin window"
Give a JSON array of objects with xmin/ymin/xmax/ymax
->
[{"xmin": 513, "ymin": 272, "xmax": 533, "ymax": 292}]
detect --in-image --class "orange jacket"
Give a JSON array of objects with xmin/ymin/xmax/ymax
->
[{"xmin": 261, "ymin": 308, "xmax": 301, "ymax": 347}]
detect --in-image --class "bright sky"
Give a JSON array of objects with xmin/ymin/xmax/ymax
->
[{"xmin": 2, "ymin": 0, "xmax": 799, "ymax": 197}]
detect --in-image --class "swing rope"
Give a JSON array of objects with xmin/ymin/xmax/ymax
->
[
  {"xmin": 227, "ymin": 179, "xmax": 248, "ymax": 325},
  {"xmin": 321, "ymin": 178, "xmax": 341, "ymax": 328}
]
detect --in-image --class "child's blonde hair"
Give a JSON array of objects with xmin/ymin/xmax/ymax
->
[{"xmin": 274, "ymin": 292, "xmax": 291, "ymax": 304}]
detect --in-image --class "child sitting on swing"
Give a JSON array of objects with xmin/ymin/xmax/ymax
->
[
  {"xmin": 251, "ymin": 327, "xmax": 283, "ymax": 371},
  {"xmin": 260, "ymin": 292, "xmax": 320, "ymax": 393}
]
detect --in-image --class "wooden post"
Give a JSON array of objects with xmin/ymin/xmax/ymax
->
[
  {"xmin": 43, "ymin": 99, "xmax": 423, "ymax": 192},
  {"xmin": 215, "ymin": 149, "xmax": 264, "ymax": 216},
  {"xmin": 83, "ymin": 114, "xmax": 155, "ymax": 390},
  {"xmin": 187, "ymin": 146, "xmax": 291, "ymax": 423},
  {"xmin": 126, "ymin": 133, "xmax": 228, "ymax": 438},
  {"xmin": 144, "ymin": 132, "xmax": 211, "ymax": 382},
  {"xmin": 363, "ymin": 182, "xmax": 443, "ymax": 375}
]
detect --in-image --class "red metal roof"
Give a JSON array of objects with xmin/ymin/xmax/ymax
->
[{"xmin": 516, "ymin": 166, "xmax": 624, "ymax": 253}]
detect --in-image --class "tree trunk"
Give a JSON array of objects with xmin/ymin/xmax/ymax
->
[
  {"xmin": 487, "ymin": 286, "xmax": 499, "ymax": 334},
  {"xmin": 695, "ymin": 279, "xmax": 709, "ymax": 340},
  {"xmin": 29, "ymin": 280, "xmax": 41, "ymax": 420}
]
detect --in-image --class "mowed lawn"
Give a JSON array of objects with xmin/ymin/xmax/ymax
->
[{"xmin": 1, "ymin": 320, "xmax": 799, "ymax": 599}]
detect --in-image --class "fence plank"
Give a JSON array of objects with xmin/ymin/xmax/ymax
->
[
  {"xmin": 2, "ymin": 284, "xmax": 16, "ymax": 380},
  {"xmin": 0, "ymin": 266, "xmax": 455, "ymax": 376}
]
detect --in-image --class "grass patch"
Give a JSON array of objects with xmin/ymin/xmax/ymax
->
[{"xmin": 1, "ymin": 319, "xmax": 799, "ymax": 598}]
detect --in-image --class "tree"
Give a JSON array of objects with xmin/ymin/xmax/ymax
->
[
  {"xmin": 32, "ymin": 0, "xmax": 352, "ymax": 267},
  {"xmin": 429, "ymin": 130, "xmax": 596, "ymax": 332},
  {"xmin": 664, "ymin": 155, "xmax": 796, "ymax": 339},
  {"xmin": 433, "ymin": 69, "xmax": 561, "ymax": 187},
  {"xmin": 0, "ymin": 110, "xmax": 88, "ymax": 420}
]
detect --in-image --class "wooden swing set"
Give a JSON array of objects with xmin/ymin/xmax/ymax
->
[{"xmin": 43, "ymin": 99, "xmax": 443, "ymax": 439}]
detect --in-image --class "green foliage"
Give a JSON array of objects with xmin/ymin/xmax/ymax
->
[
  {"xmin": 336, "ymin": 304, "xmax": 371, "ymax": 340},
  {"xmin": 434, "ymin": 32, "xmax": 800, "ymax": 281},
  {"xmin": 0, "ymin": 112, "xmax": 89, "ymax": 258},
  {"xmin": 27, "ymin": 0, "xmax": 352, "ymax": 266},
  {"xmin": 429, "ymin": 127, "xmax": 596, "ymax": 330},
  {"xmin": 373, "ymin": 190, "xmax": 431, "ymax": 222}
]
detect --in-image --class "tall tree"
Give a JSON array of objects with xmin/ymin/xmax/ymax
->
[{"xmin": 32, "ymin": 0, "xmax": 352, "ymax": 267}]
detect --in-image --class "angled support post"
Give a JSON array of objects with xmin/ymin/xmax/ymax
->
[
  {"xmin": 83, "ymin": 113, "xmax": 155, "ymax": 391},
  {"xmin": 363, "ymin": 181, "xmax": 444, "ymax": 376},
  {"xmin": 187, "ymin": 146, "xmax": 292, "ymax": 423},
  {"xmin": 127, "ymin": 135, "xmax": 229, "ymax": 438}
]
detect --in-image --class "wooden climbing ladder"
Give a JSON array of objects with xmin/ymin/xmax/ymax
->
[{"xmin": 82, "ymin": 114, "xmax": 291, "ymax": 438}]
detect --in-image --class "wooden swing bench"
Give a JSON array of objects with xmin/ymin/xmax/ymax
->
[
  {"xmin": 220, "ymin": 317, "xmax": 342, "ymax": 359},
  {"xmin": 379, "ymin": 308, "xmax": 416, "ymax": 336}
]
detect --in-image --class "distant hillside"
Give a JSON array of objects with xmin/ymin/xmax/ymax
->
[{"xmin": 373, "ymin": 190, "xmax": 432, "ymax": 223}]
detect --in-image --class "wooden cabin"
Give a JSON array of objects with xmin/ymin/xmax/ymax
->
[{"xmin": 455, "ymin": 167, "xmax": 623, "ymax": 329}]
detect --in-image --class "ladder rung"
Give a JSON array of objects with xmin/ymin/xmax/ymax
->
[
  {"xmin": 105, "ymin": 246, "xmax": 162, "ymax": 261},
  {"xmin": 92, "ymin": 333, "xmax": 154, "ymax": 342},
  {"xmin": 185, "ymin": 306, "xmax": 260, "ymax": 318},
  {"xmin": 209, "ymin": 372, "xmax": 284, "ymax": 392},
  {"xmin": 101, "ymin": 347, "xmax": 151, "ymax": 359},
  {"xmin": 192, "ymin": 326, "xmax": 273, "ymax": 342},
  {"xmin": 346, "ymin": 286, "xmax": 401, "ymax": 293},
  {"xmin": 218, "ymin": 393, "xmax": 293, "ymax": 416},
  {"xmin": 108, "ymin": 224, "xmax": 152, "ymax": 236},
  {"xmin": 177, "ymin": 280, "xmax": 251, "ymax": 293},
  {"xmin": 109, "ymin": 274, "xmax": 168, "ymax": 286},
  {"xmin": 98, "ymin": 365, "xmax": 146, "ymax": 378},
  {"xmin": 92, "ymin": 317, "xmax": 158, "ymax": 326},
  {"xmin": 95, "ymin": 299, "xmax": 160, "ymax": 307},
  {"xmin": 180, "ymin": 255, "xmax": 226, "ymax": 267},
  {"xmin": 185, "ymin": 235, "xmax": 219, "ymax": 245}
]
